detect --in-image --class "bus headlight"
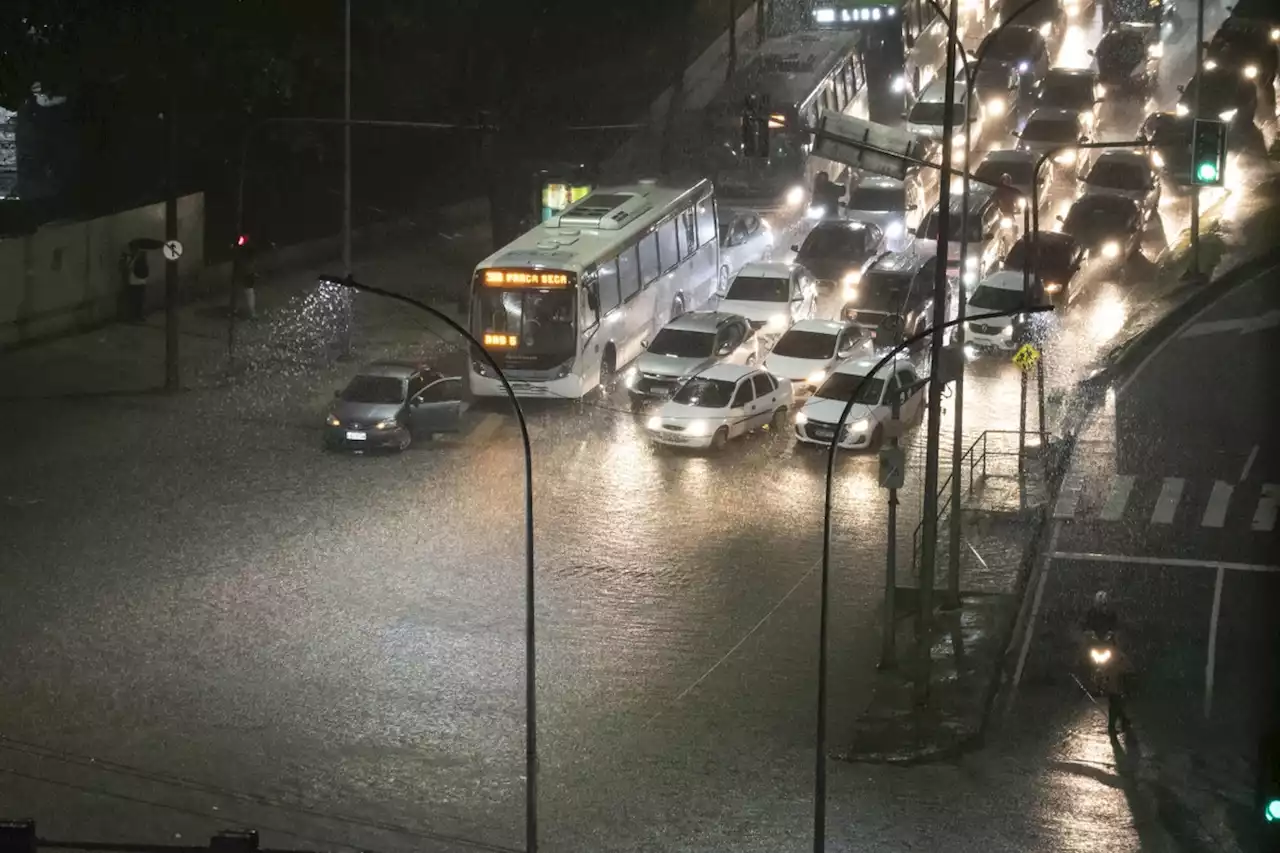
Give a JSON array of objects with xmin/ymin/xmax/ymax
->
[
  {"xmin": 987, "ymin": 96, "xmax": 1007, "ymax": 116},
  {"xmin": 1244, "ymin": 64, "xmax": 1259, "ymax": 80},
  {"xmin": 1101, "ymin": 240, "xmax": 1120, "ymax": 259},
  {"xmin": 786, "ymin": 185, "xmax": 806, "ymax": 208}
]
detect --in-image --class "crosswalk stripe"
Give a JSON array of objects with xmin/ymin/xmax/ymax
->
[
  {"xmin": 1252, "ymin": 484, "xmax": 1278, "ymax": 532},
  {"xmin": 1099, "ymin": 475, "xmax": 1135, "ymax": 521},
  {"xmin": 1201, "ymin": 480, "xmax": 1233, "ymax": 528},
  {"xmin": 1151, "ymin": 477, "xmax": 1184, "ymax": 525}
]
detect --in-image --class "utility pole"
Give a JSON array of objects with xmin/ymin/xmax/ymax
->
[
  {"xmin": 915, "ymin": 0, "xmax": 959, "ymax": 707},
  {"xmin": 1036, "ymin": 355, "xmax": 1047, "ymax": 450},
  {"xmin": 163, "ymin": 9, "xmax": 180, "ymax": 394},
  {"xmin": 757, "ymin": 0, "xmax": 767, "ymax": 43},
  {"xmin": 1188, "ymin": 0, "xmax": 1205, "ymax": 279},
  {"xmin": 881, "ymin": 390, "xmax": 903, "ymax": 669},
  {"xmin": 341, "ymin": 0, "xmax": 354, "ymax": 356}
]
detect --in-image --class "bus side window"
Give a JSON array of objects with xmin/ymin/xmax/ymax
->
[
  {"xmin": 596, "ymin": 259, "xmax": 621, "ymax": 316},
  {"xmin": 657, "ymin": 219, "xmax": 679, "ymax": 274},
  {"xmin": 581, "ymin": 276, "xmax": 600, "ymax": 329},
  {"xmin": 617, "ymin": 247, "xmax": 640, "ymax": 303},
  {"xmin": 638, "ymin": 233, "xmax": 660, "ymax": 287},
  {"xmin": 696, "ymin": 198, "xmax": 717, "ymax": 247},
  {"xmin": 676, "ymin": 208, "xmax": 696, "ymax": 262}
]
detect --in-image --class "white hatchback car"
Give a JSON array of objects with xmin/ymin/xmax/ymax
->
[
  {"xmin": 718, "ymin": 262, "xmax": 817, "ymax": 336},
  {"xmin": 764, "ymin": 319, "xmax": 873, "ymax": 398},
  {"xmin": 646, "ymin": 363, "xmax": 794, "ymax": 451},
  {"xmin": 793, "ymin": 356, "xmax": 924, "ymax": 450}
]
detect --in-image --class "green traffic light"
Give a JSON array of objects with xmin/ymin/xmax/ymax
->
[
  {"xmin": 1196, "ymin": 162, "xmax": 1219, "ymax": 183},
  {"xmin": 1267, "ymin": 797, "xmax": 1280, "ymax": 822}
]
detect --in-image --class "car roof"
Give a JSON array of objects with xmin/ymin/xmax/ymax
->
[
  {"xmin": 1106, "ymin": 21, "xmax": 1157, "ymax": 36},
  {"xmin": 925, "ymin": 186, "xmax": 995, "ymax": 217},
  {"xmin": 1070, "ymin": 192, "xmax": 1140, "ymax": 213},
  {"xmin": 853, "ymin": 175, "xmax": 905, "ymax": 190},
  {"xmin": 362, "ymin": 360, "xmax": 432, "ymax": 379},
  {"xmin": 1044, "ymin": 67, "xmax": 1097, "ymax": 83},
  {"xmin": 1013, "ymin": 229, "xmax": 1078, "ymax": 249},
  {"xmin": 976, "ymin": 270, "xmax": 1030, "ymax": 291},
  {"xmin": 867, "ymin": 249, "xmax": 930, "ymax": 274},
  {"xmin": 919, "ymin": 76, "xmax": 975, "ymax": 102},
  {"xmin": 982, "ymin": 23, "xmax": 1042, "ymax": 42},
  {"xmin": 979, "ymin": 149, "xmax": 1036, "ymax": 169},
  {"xmin": 1026, "ymin": 107, "xmax": 1081, "ymax": 123},
  {"xmin": 833, "ymin": 354, "xmax": 912, "ymax": 377},
  {"xmin": 664, "ymin": 311, "xmax": 747, "ymax": 332},
  {"xmin": 697, "ymin": 362, "xmax": 759, "ymax": 383},
  {"xmin": 788, "ymin": 318, "xmax": 855, "ymax": 335},
  {"xmin": 1090, "ymin": 150, "xmax": 1149, "ymax": 168},
  {"xmin": 737, "ymin": 261, "xmax": 796, "ymax": 278}
]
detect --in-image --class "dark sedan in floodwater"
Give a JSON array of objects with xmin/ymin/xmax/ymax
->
[{"xmin": 324, "ymin": 361, "xmax": 464, "ymax": 452}]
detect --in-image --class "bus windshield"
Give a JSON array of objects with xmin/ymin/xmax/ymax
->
[{"xmin": 475, "ymin": 288, "xmax": 577, "ymax": 355}]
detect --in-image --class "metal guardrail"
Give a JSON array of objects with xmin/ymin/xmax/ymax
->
[
  {"xmin": 0, "ymin": 823, "xmax": 335, "ymax": 853},
  {"xmin": 909, "ymin": 428, "xmax": 1053, "ymax": 572}
]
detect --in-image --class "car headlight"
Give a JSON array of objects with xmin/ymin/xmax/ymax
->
[
  {"xmin": 1204, "ymin": 59, "xmax": 1218, "ymax": 71},
  {"xmin": 1101, "ymin": 240, "xmax": 1120, "ymax": 259},
  {"xmin": 1016, "ymin": 196, "xmax": 1027, "ymax": 211},
  {"xmin": 1151, "ymin": 150, "xmax": 1164, "ymax": 167},
  {"xmin": 886, "ymin": 219, "xmax": 905, "ymax": 239},
  {"xmin": 1243, "ymin": 64, "xmax": 1258, "ymax": 80},
  {"xmin": 952, "ymin": 132, "xmax": 966, "ymax": 149},
  {"xmin": 375, "ymin": 417, "xmax": 399, "ymax": 430},
  {"xmin": 1039, "ymin": 21, "xmax": 1052, "ymax": 36},
  {"xmin": 326, "ymin": 414, "xmax": 341, "ymax": 426},
  {"xmin": 1219, "ymin": 108, "xmax": 1237, "ymax": 122},
  {"xmin": 1147, "ymin": 43, "xmax": 1162, "ymax": 58},
  {"xmin": 1079, "ymin": 109, "xmax": 1094, "ymax": 127},
  {"xmin": 962, "ymin": 270, "xmax": 978, "ymax": 287},
  {"xmin": 1044, "ymin": 281, "xmax": 1062, "ymax": 293},
  {"xmin": 1271, "ymin": 26, "xmax": 1280, "ymax": 42},
  {"xmin": 1018, "ymin": 60, "xmax": 1030, "ymax": 73},
  {"xmin": 964, "ymin": 255, "xmax": 979, "ymax": 270},
  {"xmin": 842, "ymin": 270, "xmax": 861, "ymax": 287},
  {"xmin": 1095, "ymin": 83, "xmax": 1107, "ymax": 99},
  {"xmin": 1089, "ymin": 647, "xmax": 1112, "ymax": 664},
  {"xmin": 766, "ymin": 313, "xmax": 789, "ymax": 330},
  {"xmin": 646, "ymin": 415, "xmax": 663, "ymax": 430},
  {"xmin": 1055, "ymin": 150, "xmax": 1077, "ymax": 165},
  {"xmin": 1002, "ymin": 325, "xmax": 1014, "ymax": 338},
  {"xmin": 849, "ymin": 418, "xmax": 870, "ymax": 432},
  {"xmin": 786, "ymin": 185, "xmax": 806, "ymax": 208},
  {"xmin": 624, "ymin": 367, "xmax": 639, "ymax": 389},
  {"xmin": 1000, "ymin": 216, "xmax": 1013, "ymax": 229},
  {"xmin": 1174, "ymin": 102, "xmax": 1189, "ymax": 117},
  {"xmin": 806, "ymin": 370, "xmax": 827, "ymax": 386},
  {"xmin": 891, "ymin": 75, "xmax": 908, "ymax": 93},
  {"xmin": 987, "ymin": 96, "xmax": 1006, "ymax": 116},
  {"xmin": 795, "ymin": 411, "xmax": 809, "ymax": 425},
  {"xmin": 686, "ymin": 419, "xmax": 710, "ymax": 436},
  {"xmin": 806, "ymin": 204, "xmax": 826, "ymax": 220}
]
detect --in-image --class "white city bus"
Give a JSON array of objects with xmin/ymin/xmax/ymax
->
[{"xmin": 469, "ymin": 179, "xmax": 721, "ymax": 399}]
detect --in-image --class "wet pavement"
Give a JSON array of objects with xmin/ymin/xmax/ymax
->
[{"xmin": 0, "ymin": 2, "xmax": 1277, "ymax": 851}]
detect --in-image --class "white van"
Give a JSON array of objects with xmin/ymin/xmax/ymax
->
[{"xmin": 965, "ymin": 270, "xmax": 1045, "ymax": 352}]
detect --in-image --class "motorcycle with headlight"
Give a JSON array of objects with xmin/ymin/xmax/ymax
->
[{"xmin": 1085, "ymin": 630, "xmax": 1117, "ymax": 690}]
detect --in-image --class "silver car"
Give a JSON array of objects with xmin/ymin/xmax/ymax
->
[
  {"xmin": 1077, "ymin": 150, "xmax": 1161, "ymax": 222},
  {"xmin": 1016, "ymin": 107, "xmax": 1092, "ymax": 181},
  {"xmin": 717, "ymin": 208, "xmax": 775, "ymax": 287},
  {"xmin": 623, "ymin": 311, "xmax": 760, "ymax": 411},
  {"xmin": 843, "ymin": 177, "xmax": 916, "ymax": 251},
  {"xmin": 324, "ymin": 361, "xmax": 464, "ymax": 452}
]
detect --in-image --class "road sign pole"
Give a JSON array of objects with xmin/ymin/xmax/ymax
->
[
  {"xmin": 1018, "ymin": 364, "xmax": 1028, "ymax": 508},
  {"xmin": 163, "ymin": 85, "xmax": 180, "ymax": 393},
  {"xmin": 881, "ymin": 392, "xmax": 902, "ymax": 670},
  {"xmin": 1189, "ymin": 0, "xmax": 1205, "ymax": 279},
  {"xmin": 1036, "ymin": 355, "xmax": 1047, "ymax": 451}
]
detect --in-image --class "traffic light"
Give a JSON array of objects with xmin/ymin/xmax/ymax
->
[
  {"xmin": 741, "ymin": 94, "xmax": 770, "ymax": 158},
  {"xmin": 235, "ymin": 233, "xmax": 248, "ymax": 248},
  {"xmin": 1190, "ymin": 119, "xmax": 1227, "ymax": 187}
]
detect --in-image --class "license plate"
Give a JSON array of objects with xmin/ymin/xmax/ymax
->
[
  {"xmin": 659, "ymin": 433, "xmax": 688, "ymax": 444},
  {"xmin": 813, "ymin": 429, "xmax": 834, "ymax": 440},
  {"xmin": 346, "ymin": 431, "xmax": 367, "ymax": 441},
  {"xmin": 651, "ymin": 384, "xmax": 673, "ymax": 396}
]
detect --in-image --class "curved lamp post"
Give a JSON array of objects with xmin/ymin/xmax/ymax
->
[
  {"xmin": 811, "ymin": 302, "xmax": 1054, "ymax": 853},
  {"xmin": 319, "ymin": 274, "xmax": 540, "ymax": 853}
]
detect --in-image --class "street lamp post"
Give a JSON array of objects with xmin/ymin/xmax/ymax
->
[
  {"xmin": 341, "ymin": 0, "xmax": 354, "ymax": 357},
  {"xmin": 319, "ymin": 274, "xmax": 540, "ymax": 853},
  {"xmin": 813, "ymin": 302, "xmax": 1054, "ymax": 853}
]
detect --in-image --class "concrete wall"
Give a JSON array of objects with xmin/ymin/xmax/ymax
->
[{"xmin": 0, "ymin": 193, "xmax": 204, "ymax": 347}]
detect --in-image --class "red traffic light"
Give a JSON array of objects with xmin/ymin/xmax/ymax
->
[{"xmin": 236, "ymin": 234, "xmax": 248, "ymax": 247}]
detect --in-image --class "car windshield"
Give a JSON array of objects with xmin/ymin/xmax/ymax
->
[
  {"xmin": 1021, "ymin": 117, "xmax": 1076, "ymax": 142},
  {"xmin": 976, "ymin": 159, "xmax": 1034, "ymax": 187},
  {"xmin": 1006, "ymin": 238, "xmax": 1075, "ymax": 271},
  {"xmin": 907, "ymin": 100, "xmax": 948, "ymax": 125},
  {"xmin": 340, "ymin": 375, "xmax": 404, "ymax": 404},
  {"xmin": 648, "ymin": 328, "xmax": 715, "ymax": 358},
  {"xmin": 982, "ymin": 29, "xmax": 1040, "ymax": 61},
  {"xmin": 1099, "ymin": 31, "xmax": 1146, "ymax": 63},
  {"xmin": 849, "ymin": 186, "xmax": 904, "ymax": 211},
  {"xmin": 970, "ymin": 285, "xmax": 1027, "ymax": 314},
  {"xmin": 800, "ymin": 227, "xmax": 872, "ymax": 257},
  {"xmin": 772, "ymin": 329, "xmax": 838, "ymax": 359},
  {"xmin": 814, "ymin": 371, "xmax": 885, "ymax": 405},
  {"xmin": 1065, "ymin": 198, "xmax": 1134, "ymax": 231},
  {"xmin": 1038, "ymin": 76, "xmax": 1093, "ymax": 108},
  {"xmin": 1086, "ymin": 160, "xmax": 1150, "ymax": 190},
  {"xmin": 671, "ymin": 377, "xmax": 735, "ymax": 407},
  {"xmin": 918, "ymin": 209, "xmax": 983, "ymax": 242},
  {"xmin": 475, "ymin": 287, "xmax": 577, "ymax": 355},
  {"xmin": 726, "ymin": 275, "xmax": 788, "ymax": 301},
  {"xmin": 858, "ymin": 272, "xmax": 915, "ymax": 311}
]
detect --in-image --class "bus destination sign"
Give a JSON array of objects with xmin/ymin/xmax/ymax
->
[{"xmin": 483, "ymin": 270, "xmax": 572, "ymax": 288}]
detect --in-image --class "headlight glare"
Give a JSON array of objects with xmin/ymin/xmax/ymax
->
[
  {"xmin": 806, "ymin": 370, "xmax": 827, "ymax": 385},
  {"xmin": 1101, "ymin": 240, "xmax": 1120, "ymax": 259},
  {"xmin": 375, "ymin": 417, "xmax": 399, "ymax": 430},
  {"xmin": 646, "ymin": 416, "xmax": 663, "ymax": 430},
  {"xmin": 786, "ymin": 185, "xmax": 806, "ymax": 208},
  {"xmin": 624, "ymin": 367, "xmax": 639, "ymax": 389},
  {"xmin": 795, "ymin": 411, "xmax": 809, "ymax": 425},
  {"xmin": 686, "ymin": 419, "xmax": 710, "ymax": 436},
  {"xmin": 326, "ymin": 414, "xmax": 341, "ymax": 426},
  {"xmin": 766, "ymin": 313, "xmax": 789, "ymax": 330},
  {"xmin": 850, "ymin": 418, "xmax": 871, "ymax": 432}
]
